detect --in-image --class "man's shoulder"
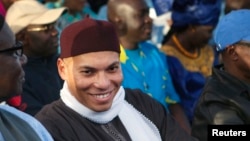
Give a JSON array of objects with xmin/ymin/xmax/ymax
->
[
  {"xmin": 140, "ymin": 41, "xmax": 160, "ymax": 50},
  {"xmin": 140, "ymin": 41, "xmax": 167, "ymax": 59},
  {"xmin": 35, "ymin": 99, "xmax": 63, "ymax": 118},
  {"xmin": 124, "ymin": 88, "xmax": 153, "ymax": 102},
  {"xmin": 0, "ymin": 105, "xmax": 45, "ymax": 127},
  {"xmin": 0, "ymin": 104, "xmax": 53, "ymax": 141},
  {"xmin": 0, "ymin": 105, "xmax": 33, "ymax": 119},
  {"xmin": 124, "ymin": 88, "xmax": 166, "ymax": 114}
]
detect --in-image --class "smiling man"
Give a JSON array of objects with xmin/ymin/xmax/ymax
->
[
  {"xmin": 107, "ymin": 0, "xmax": 192, "ymax": 134},
  {"xmin": 35, "ymin": 17, "xmax": 198, "ymax": 141}
]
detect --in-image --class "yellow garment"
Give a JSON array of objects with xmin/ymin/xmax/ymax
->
[
  {"xmin": 161, "ymin": 45, "xmax": 214, "ymax": 77},
  {"xmin": 120, "ymin": 44, "xmax": 128, "ymax": 63}
]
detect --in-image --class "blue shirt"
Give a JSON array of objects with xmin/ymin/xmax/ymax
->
[
  {"xmin": 0, "ymin": 104, "xmax": 53, "ymax": 141},
  {"xmin": 121, "ymin": 42, "xmax": 180, "ymax": 110}
]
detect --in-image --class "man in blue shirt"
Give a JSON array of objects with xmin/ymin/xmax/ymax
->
[{"xmin": 107, "ymin": 0, "xmax": 191, "ymax": 134}]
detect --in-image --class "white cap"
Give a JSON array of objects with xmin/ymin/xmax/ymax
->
[{"xmin": 6, "ymin": 0, "xmax": 66, "ymax": 34}]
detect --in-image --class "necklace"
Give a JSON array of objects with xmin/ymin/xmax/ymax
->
[{"xmin": 172, "ymin": 34, "xmax": 198, "ymax": 59}]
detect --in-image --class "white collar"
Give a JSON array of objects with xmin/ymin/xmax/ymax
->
[
  {"xmin": 60, "ymin": 82, "xmax": 161, "ymax": 141},
  {"xmin": 60, "ymin": 83, "xmax": 124, "ymax": 123}
]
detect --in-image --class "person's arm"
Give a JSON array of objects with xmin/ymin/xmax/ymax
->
[
  {"xmin": 209, "ymin": 103, "xmax": 244, "ymax": 124},
  {"xmin": 169, "ymin": 103, "xmax": 191, "ymax": 134}
]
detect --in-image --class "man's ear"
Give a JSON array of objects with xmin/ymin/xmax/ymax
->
[
  {"xmin": 57, "ymin": 58, "xmax": 67, "ymax": 81},
  {"xmin": 16, "ymin": 30, "xmax": 29, "ymax": 47},
  {"xmin": 114, "ymin": 17, "xmax": 127, "ymax": 36},
  {"xmin": 226, "ymin": 45, "xmax": 238, "ymax": 61},
  {"xmin": 188, "ymin": 25, "xmax": 196, "ymax": 33}
]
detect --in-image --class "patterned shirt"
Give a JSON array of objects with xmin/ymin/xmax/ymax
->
[{"xmin": 120, "ymin": 42, "xmax": 180, "ymax": 110}]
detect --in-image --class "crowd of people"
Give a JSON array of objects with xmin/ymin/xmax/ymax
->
[{"xmin": 1, "ymin": 0, "xmax": 250, "ymax": 140}]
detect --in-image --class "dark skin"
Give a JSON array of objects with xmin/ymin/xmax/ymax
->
[
  {"xmin": 108, "ymin": 0, "xmax": 191, "ymax": 134},
  {"xmin": 16, "ymin": 23, "xmax": 59, "ymax": 58},
  {"xmin": 225, "ymin": 0, "xmax": 250, "ymax": 14},
  {"xmin": 162, "ymin": 25, "xmax": 214, "ymax": 132},
  {"xmin": 108, "ymin": 0, "xmax": 152, "ymax": 50},
  {"xmin": 0, "ymin": 22, "xmax": 27, "ymax": 102},
  {"xmin": 164, "ymin": 25, "xmax": 214, "ymax": 55},
  {"xmin": 222, "ymin": 43, "xmax": 250, "ymax": 84}
]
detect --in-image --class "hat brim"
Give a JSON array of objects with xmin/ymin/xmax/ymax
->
[
  {"xmin": 241, "ymin": 35, "xmax": 250, "ymax": 43},
  {"xmin": 30, "ymin": 7, "xmax": 66, "ymax": 25}
]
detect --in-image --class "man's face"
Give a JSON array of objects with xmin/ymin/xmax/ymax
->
[
  {"xmin": 0, "ymin": 22, "xmax": 26, "ymax": 101},
  {"xmin": 58, "ymin": 51, "xmax": 123, "ymax": 112},
  {"xmin": 233, "ymin": 42, "xmax": 250, "ymax": 78},
  {"xmin": 191, "ymin": 25, "xmax": 214, "ymax": 48},
  {"xmin": 25, "ymin": 22, "xmax": 59, "ymax": 57},
  {"xmin": 119, "ymin": 0, "xmax": 152, "ymax": 42}
]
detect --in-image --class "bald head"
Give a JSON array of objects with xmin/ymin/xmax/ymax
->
[
  {"xmin": 107, "ymin": 0, "xmax": 148, "ymax": 22},
  {"xmin": 108, "ymin": 0, "xmax": 130, "ymax": 22},
  {"xmin": 107, "ymin": 0, "xmax": 152, "ymax": 45}
]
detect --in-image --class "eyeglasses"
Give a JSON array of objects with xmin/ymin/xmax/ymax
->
[
  {"xmin": 26, "ymin": 23, "xmax": 56, "ymax": 32},
  {"xmin": 0, "ymin": 41, "xmax": 23, "ymax": 57}
]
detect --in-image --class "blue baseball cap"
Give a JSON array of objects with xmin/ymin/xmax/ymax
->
[{"xmin": 214, "ymin": 9, "xmax": 250, "ymax": 52}]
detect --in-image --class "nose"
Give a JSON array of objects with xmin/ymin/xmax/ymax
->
[
  {"xmin": 19, "ymin": 54, "xmax": 27, "ymax": 66},
  {"xmin": 145, "ymin": 14, "xmax": 153, "ymax": 24},
  {"xmin": 93, "ymin": 72, "xmax": 110, "ymax": 89},
  {"xmin": 51, "ymin": 25, "xmax": 59, "ymax": 36}
]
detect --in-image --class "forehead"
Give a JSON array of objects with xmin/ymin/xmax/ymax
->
[
  {"xmin": 225, "ymin": 0, "xmax": 249, "ymax": 6},
  {"xmin": 128, "ymin": 0, "xmax": 148, "ymax": 8},
  {"xmin": 67, "ymin": 51, "xmax": 120, "ymax": 66},
  {"xmin": 118, "ymin": 0, "xmax": 148, "ymax": 12}
]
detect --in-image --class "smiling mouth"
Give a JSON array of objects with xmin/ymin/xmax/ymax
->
[{"xmin": 94, "ymin": 93, "xmax": 111, "ymax": 99}]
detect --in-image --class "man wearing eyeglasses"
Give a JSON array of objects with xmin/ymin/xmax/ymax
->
[
  {"xmin": 191, "ymin": 9, "xmax": 250, "ymax": 141},
  {"xmin": 5, "ymin": 0, "xmax": 66, "ymax": 115},
  {"xmin": 0, "ymin": 14, "xmax": 53, "ymax": 141}
]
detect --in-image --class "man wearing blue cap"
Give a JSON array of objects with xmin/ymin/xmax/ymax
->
[{"xmin": 191, "ymin": 9, "xmax": 250, "ymax": 141}]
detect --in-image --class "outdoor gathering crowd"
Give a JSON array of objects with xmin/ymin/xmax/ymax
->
[{"xmin": 0, "ymin": 0, "xmax": 250, "ymax": 140}]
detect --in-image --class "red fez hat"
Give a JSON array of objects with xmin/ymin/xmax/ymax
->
[{"xmin": 60, "ymin": 17, "xmax": 120, "ymax": 58}]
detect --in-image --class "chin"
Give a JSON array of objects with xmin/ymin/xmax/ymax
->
[
  {"xmin": 146, "ymin": 35, "xmax": 152, "ymax": 41},
  {"xmin": 94, "ymin": 104, "xmax": 112, "ymax": 112},
  {"xmin": 140, "ymin": 36, "xmax": 151, "ymax": 42}
]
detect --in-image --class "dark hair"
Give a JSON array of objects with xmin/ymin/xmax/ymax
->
[
  {"xmin": 0, "ymin": 14, "xmax": 4, "ymax": 31},
  {"xmin": 162, "ymin": 25, "xmax": 188, "ymax": 44}
]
